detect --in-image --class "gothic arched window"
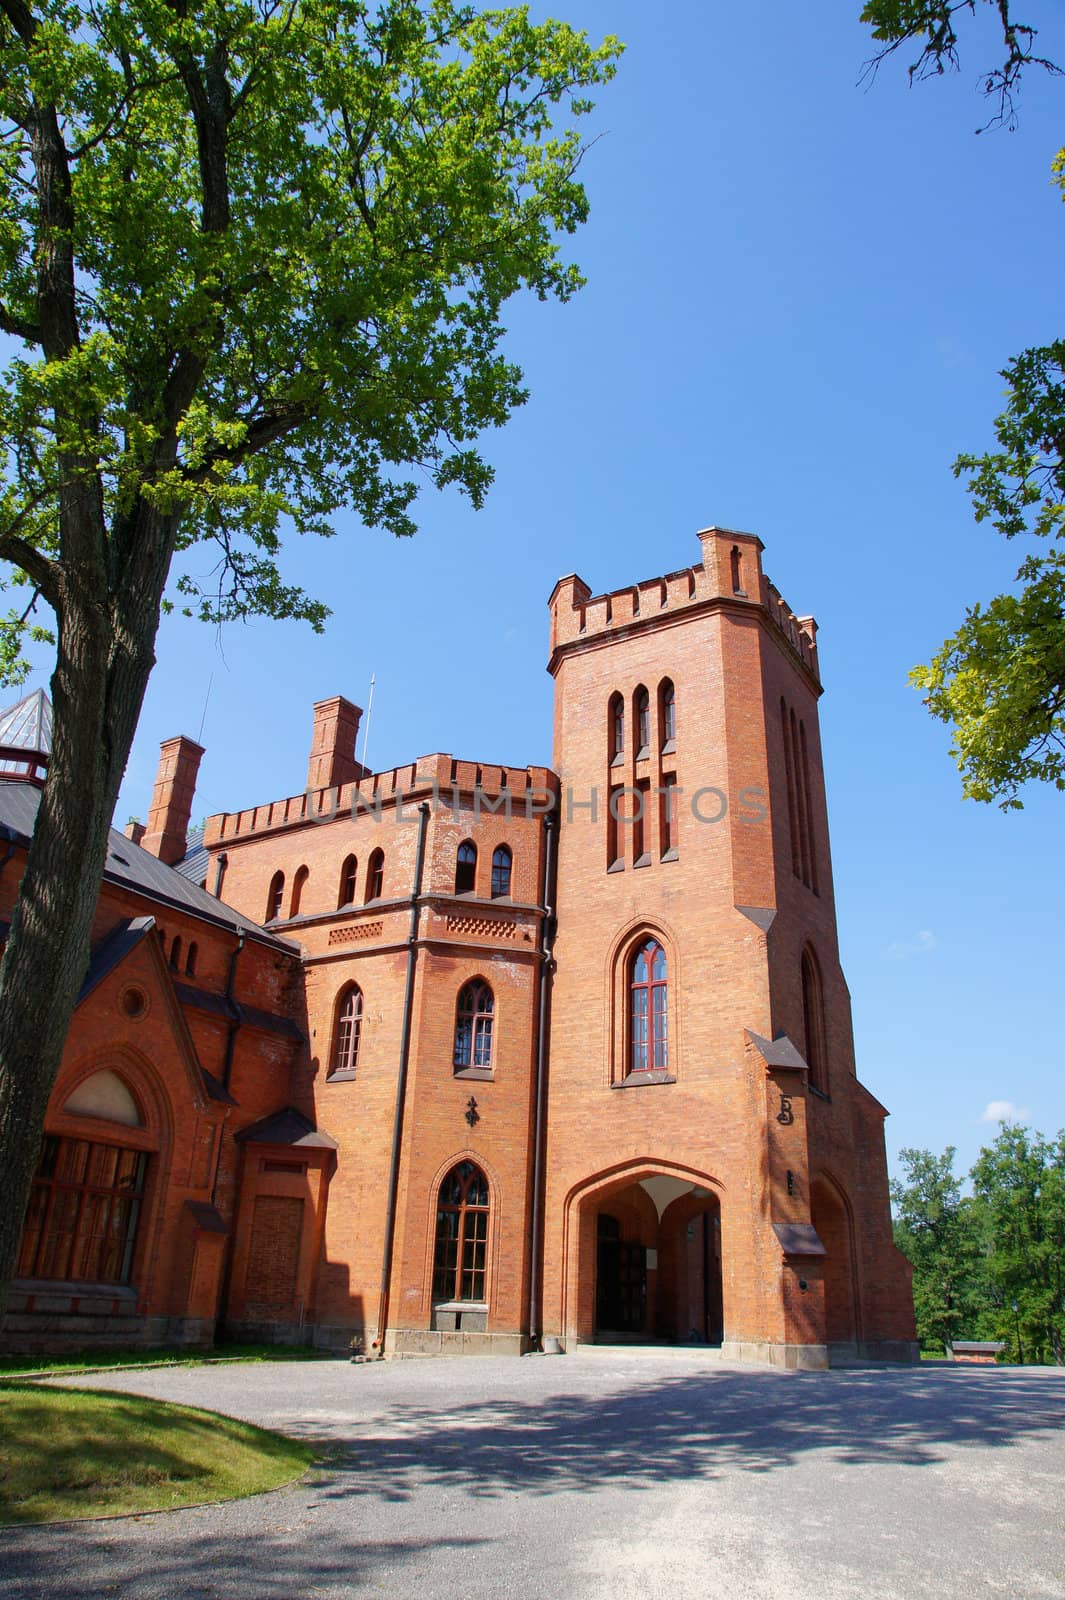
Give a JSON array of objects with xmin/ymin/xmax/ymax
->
[
  {"xmin": 634, "ymin": 686, "xmax": 650, "ymax": 756},
  {"xmin": 609, "ymin": 692, "xmax": 625, "ymax": 764},
  {"xmin": 491, "ymin": 845, "xmax": 512, "ymax": 899},
  {"xmin": 659, "ymin": 679, "xmax": 676, "ymax": 749},
  {"xmin": 266, "ymin": 871, "xmax": 285, "ymax": 921},
  {"xmin": 432, "ymin": 1161, "xmax": 490, "ymax": 1303},
  {"xmin": 455, "ymin": 840, "xmax": 477, "ymax": 895},
  {"xmin": 338, "ymin": 854, "xmax": 358, "ymax": 907},
  {"xmin": 366, "ymin": 849, "xmax": 384, "ymax": 902},
  {"xmin": 290, "ymin": 864, "xmax": 309, "ymax": 917},
  {"xmin": 630, "ymin": 937, "xmax": 668, "ymax": 1072},
  {"xmin": 453, "ymin": 980, "xmax": 494, "ymax": 1072},
  {"xmin": 801, "ymin": 947, "xmax": 828, "ymax": 1095},
  {"xmin": 330, "ymin": 985, "xmax": 363, "ymax": 1078}
]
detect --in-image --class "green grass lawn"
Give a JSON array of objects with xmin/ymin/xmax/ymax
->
[
  {"xmin": 0, "ymin": 1383, "xmax": 314, "ymax": 1524},
  {"xmin": 0, "ymin": 1341, "xmax": 336, "ymax": 1377}
]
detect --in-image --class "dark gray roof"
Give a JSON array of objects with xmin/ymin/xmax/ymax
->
[
  {"xmin": 772, "ymin": 1222, "xmax": 827, "ymax": 1257},
  {"xmin": 76, "ymin": 916, "xmax": 155, "ymax": 1007},
  {"xmin": 172, "ymin": 979, "xmax": 305, "ymax": 1043},
  {"xmin": 176, "ymin": 829, "xmax": 209, "ymax": 887},
  {"xmin": 0, "ymin": 782, "xmax": 296, "ymax": 952},
  {"xmin": 745, "ymin": 1029, "xmax": 809, "ymax": 1072},
  {"xmin": 235, "ymin": 1106, "xmax": 337, "ymax": 1149},
  {"xmin": 185, "ymin": 1200, "xmax": 228, "ymax": 1234}
]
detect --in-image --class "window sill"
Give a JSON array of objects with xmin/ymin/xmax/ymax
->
[
  {"xmin": 660, "ymin": 848, "xmax": 679, "ymax": 864},
  {"xmin": 634, "ymin": 746, "xmax": 650, "ymax": 763},
  {"xmin": 610, "ymin": 752, "xmax": 626, "ymax": 769},
  {"xmin": 325, "ymin": 1070, "xmax": 357, "ymax": 1084},
  {"xmin": 453, "ymin": 1066, "xmax": 494, "ymax": 1082},
  {"xmin": 612, "ymin": 1071, "xmax": 676, "ymax": 1088},
  {"xmin": 633, "ymin": 853, "xmax": 652, "ymax": 869},
  {"xmin": 660, "ymin": 739, "xmax": 676, "ymax": 757},
  {"xmin": 808, "ymin": 1083, "xmax": 831, "ymax": 1102},
  {"xmin": 433, "ymin": 1301, "xmax": 488, "ymax": 1313},
  {"xmin": 607, "ymin": 858, "xmax": 625, "ymax": 874}
]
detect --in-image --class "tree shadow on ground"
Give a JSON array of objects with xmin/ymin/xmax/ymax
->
[
  {"xmin": 302, "ymin": 1363, "xmax": 1065, "ymax": 1503},
  {"xmin": 3, "ymin": 1364, "xmax": 1063, "ymax": 1599}
]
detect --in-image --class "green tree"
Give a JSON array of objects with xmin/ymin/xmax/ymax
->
[
  {"xmin": 890, "ymin": 1145, "xmax": 991, "ymax": 1352},
  {"xmin": 971, "ymin": 1124, "xmax": 1065, "ymax": 1363},
  {"xmin": 861, "ymin": 2, "xmax": 1065, "ymax": 807},
  {"xmin": 0, "ymin": 0, "xmax": 619, "ymax": 1301}
]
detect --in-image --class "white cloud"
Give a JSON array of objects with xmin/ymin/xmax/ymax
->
[
  {"xmin": 981, "ymin": 1100, "xmax": 1030, "ymax": 1125},
  {"xmin": 886, "ymin": 929, "xmax": 938, "ymax": 959}
]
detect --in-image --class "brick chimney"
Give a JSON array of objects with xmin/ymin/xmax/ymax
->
[
  {"xmin": 124, "ymin": 820, "xmax": 146, "ymax": 845},
  {"xmin": 141, "ymin": 736, "xmax": 204, "ymax": 866},
  {"xmin": 307, "ymin": 696, "xmax": 363, "ymax": 790}
]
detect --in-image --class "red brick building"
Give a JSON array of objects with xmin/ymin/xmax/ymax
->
[{"xmin": 2, "ymin": 527, "xmax": 916, "ymax": 1367}]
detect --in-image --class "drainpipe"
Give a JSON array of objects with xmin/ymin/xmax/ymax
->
[
  {"xmin": 374, "ymin": 800, "xmax": 430, "ymax": 1354},
  {"xmin": 526, "ymin": 810, "xmax": 558, "ymax": 1349},
  {"xmin": 221, "ymin": 930, "xmax": 246, "ymax": 1092}
]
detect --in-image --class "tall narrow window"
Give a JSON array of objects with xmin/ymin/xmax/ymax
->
[
  {"xmin": 630, "ymin": 937, "xmax": 668, "ymax": 1072},
  {"xmin": 635, "ymin": 687, "xmax": 650, "ymax": 756},
  {"xmin": 453, "ymin": 980, "xmax": 494, "ymax": 1072},
  {"xmin": 609, "ymin": 692, "xmax": 625, "ymax": 765},
  {"xmin": 607, "ymin": 785, "xmax": 623, "ymax": 870},
  {"xmin": 801, "ymin": 949, "xmax": 828, "ymax": 1095},
  {"xmin": 730, "ymin": 544, "xmax": 746, "ymax": 595},
  {"xmin": 432, "ymin": 1162, "xmax": 490, "ymax": 1303},
  {"xmin": 185, "ymin": 941, "xmax": 198, "ymax": 977},
  {"xmin": 330, "ymin": 984, "xmax": 363, "ymax": 1078},
  {"xmin": 491, "ymin": 845, "xmax": 512, "ymax": 898},
  {"xmin": 455, "ymin": 840, "xmax": 477, "ymax": 895},
  {"xmin": 267, "ymin": 871, "xmax": 285, "ymax": 921},
  {"xmin": 660, "ymin": 775, "xmax": 678, "ymax": 858},
  {"xmin": 290, "ymin": 864, "xmax": 309, "ymax": 917},
  {"xmin": 169, "ymin": 935, "xmax": 182, "ymax": 970},
  {"xmin": 799, "ymin": 720, "xmax": 819, "ymax": 895},
  {"xmin": 338, "ymin": 854, "xmax": 358, "ymax": 907},
  {"xmin": 659, "ymin": 680, "xmax": 676, "ymax": 751},
  {"xmin": 633, "ymin": 778, "xmax": 650, "ymax": 866},
  {"xmin": 366, "ymin": 849, "xmax": 384, "ymax": 902},
  {"xmin": 781, "ymin": 698, "xmax": 801, "ymax": 879}
]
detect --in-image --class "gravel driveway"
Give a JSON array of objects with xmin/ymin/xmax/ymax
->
[{"xmin": 2, "ymin": 1348, "xmax": 1064, "ymax": 1600}]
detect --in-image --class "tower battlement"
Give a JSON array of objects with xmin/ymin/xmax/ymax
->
[
  {"xmin": 548, "ymin": 526, "xmax": 819, "ymax": 683},
  {"xmin": 203, "ymin": 752, "xmax": 557, "ymax": 847}
]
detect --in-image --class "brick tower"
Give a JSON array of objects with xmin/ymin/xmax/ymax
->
[{"xmin": 541, "ymin": 527, "xmax": 915, "ymax": 1366}]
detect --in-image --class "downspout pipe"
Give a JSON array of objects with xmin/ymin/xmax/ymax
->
[
  {"xmin": 374, "ymin": 800, "xmax": 430, "ymax": 1354},
  {"xmin": 221, "ymin": 930, "xmax": 246, "ymax": 1092},
  {"xmin": 526, "ymin": 810, "xmax": 558, "ymax": 1349}
]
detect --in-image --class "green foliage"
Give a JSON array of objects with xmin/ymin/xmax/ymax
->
[
  {"xmin": 892, "ymin": 1130, "xmax": 1065, "ymax": 1362},
  {"xmin": 861, "ymin": 2, "xmax": 1065, "ymax": 806},
  {"xmin": 890, "ymin": 1146, "xmax": 991, "ymax": 1352},
  {"xmin": 0, "ymin": 0, "xmax": 621, "ymax": 671},
  {"xmin": 971, "ymin": 1125, "xmax": 1065, "ymax": 1363}
]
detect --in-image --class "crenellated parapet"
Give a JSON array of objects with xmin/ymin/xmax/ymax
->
[
  {"xmin": 548, "ymin": 526, "xmax": 819, "ymax": 683},
  {"xmin": 203, "ymin": 753, "xmax": 558, "ymax": 847}
]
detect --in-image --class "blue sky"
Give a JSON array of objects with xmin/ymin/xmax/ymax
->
[{"xmin": 17, "ymin": 1, "xmax": 1065, "ymax": 1180}]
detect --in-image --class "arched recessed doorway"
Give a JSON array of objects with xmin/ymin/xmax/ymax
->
[
  {"xmin": 810, "ymin": 1173, "xmax": 859, "ymax": 1355},
  {"xmin": 577, "ymin": 1169, "xmax": 723, "ymax": 1345}
]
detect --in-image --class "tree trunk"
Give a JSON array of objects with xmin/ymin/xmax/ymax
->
[{"xmin": 0, "ymin": 504, "xmax": 176, "ymax": 1313}]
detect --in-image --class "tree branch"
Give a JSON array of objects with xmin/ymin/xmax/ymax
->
[
  {"xmin": 0, "ymin": 533, "xmax": 61, "ymax": 609},
  {"xmin": 0, "ymin": 304, "xmax": 40, "ymax": 342}
]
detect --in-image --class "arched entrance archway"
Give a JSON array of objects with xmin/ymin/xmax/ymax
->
[
  {"xmin": 565, "ymin": 1164, "xmax": 724, "ymax": 1346},
  {"xmin": 810, "ymin": 1172, "xmax": 859, "ymax": 1356}
]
